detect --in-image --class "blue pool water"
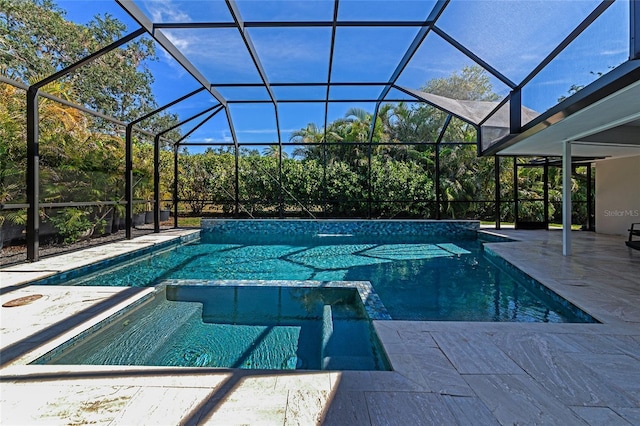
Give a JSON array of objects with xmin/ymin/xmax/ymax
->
[
  {"xmin": 34, "ymin": 285, "xmax": 391, "ymax": 370},
  {"xmin": 44, "ymin": 232, "xmax": 595, "ymax": 323}
]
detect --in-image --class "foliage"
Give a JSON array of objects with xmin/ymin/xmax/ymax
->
[
  {"xmin": 1, "ymin": 0, "xmax": 159, "ymax": 122},
  {"xmin": 178, "ymin": 148, "xmax": 236, "ymax": 215},
  {"xmin": 172, "ymin": 65, "xmax": 591, "ymax": 224},
  {"xmin": 0, "ymin": 83, "xmax": 25, "ymax": 208},
  {"xmin": 0, "ymin": 0, "xmax": 181, "ymax": 243},
  {"xmin": 0, "ymin": 3, "xmax": 594, "ymax": 231},
  {"xmin": 421, "ymin": 65, "xmax": 500, "ymax": 101},
  {"xmin": 48, "ymin": 208, "xmax": 92, "ymax": 244}
]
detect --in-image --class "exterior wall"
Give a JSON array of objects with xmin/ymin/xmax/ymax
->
[{"xmin": 595, "ymin": 155, "xmax": 640, "ymax": 236}]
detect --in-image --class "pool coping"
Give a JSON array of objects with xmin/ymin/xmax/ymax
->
[
  {"xmin": 0, "ymin": 225, "xmax": 605, "ymax": 369},
  {"xmin": 0, "ymin": 229, "xmax": 201, "ymax": 290},
  {"xmin": 1, "ymin": 228, "xmax": 639, "ymax": 424}
]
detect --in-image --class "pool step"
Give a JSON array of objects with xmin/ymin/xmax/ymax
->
[
  {"xmin": 43, "ymin": 298, "xmax": 202, "ymax": 365},
  {"xmin": 323, "ymin": 355, "xmax": 377, "ymax": 370},
  {"xmin": 140, "ymin": 301, "xmax": 202, "ymax": 361}
]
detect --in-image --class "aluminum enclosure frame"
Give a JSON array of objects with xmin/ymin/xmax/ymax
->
[{"xmin": 8, "ymin": 0, "xmax": 636, "ymax": 261}]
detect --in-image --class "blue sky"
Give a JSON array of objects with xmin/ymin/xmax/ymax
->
[{"xmin": 56, "ymin": 0, "xmax": 630, "ymax": 148}]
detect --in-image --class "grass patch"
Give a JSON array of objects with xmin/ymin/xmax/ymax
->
[
  {"xmin": 549, "ymin": 223, "xmax": 582, "ymax": 230},
  {"xmin": 178, "ymin": 217, "xmax": 201, "ymax": 227},
  {"xmin": 481, "ymin": 221, "xmax": 582, "ymax": 230}
]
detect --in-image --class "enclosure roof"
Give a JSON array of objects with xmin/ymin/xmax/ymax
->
[
  {"xmin": 113, "ymin": 0, "xmax": 638, "ymax": 158},
  {"xmin": 398, "ymin": 87, "xmax": 540, "ymax": 127}
]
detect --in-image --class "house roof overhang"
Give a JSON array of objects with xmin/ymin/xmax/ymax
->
[{"xmin": 483, "ymin": 60, "xmax": 640, "ymax": 160}]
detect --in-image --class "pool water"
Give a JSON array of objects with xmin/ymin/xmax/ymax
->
[
  {"xmin": 35, "ymin": 286, "xmax": 391, "ymax": 371},
  {"xmin": 46, "ymin": 233, "xmax": 594, "ymax": 323}
]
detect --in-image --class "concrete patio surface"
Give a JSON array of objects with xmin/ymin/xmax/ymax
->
[{"xmin": 1, "ymin": 228, "xmax": 639, "ymax": 425}]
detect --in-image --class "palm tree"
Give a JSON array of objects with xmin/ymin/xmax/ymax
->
[
  {"xmin": 289, "ymin": 123, "xmax": 324, "ymax": 144},
  {"xmin": 289, "ymin": 123, "xmax": 343, "ymax": 160},
  {"xmin": 262, "ymin": 145, "xmax": 287, "ymax": 159},
  {"xmin": 344, "ymin": 107, "xmax": 370, "ymax": 123},
  {"xmin": 290, "ymin": 123, "xmax": 322, "ymax": 160}
]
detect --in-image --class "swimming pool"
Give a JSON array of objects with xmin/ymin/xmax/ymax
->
[
  {"xmin": 34, "ymin": 284, "xmax": 391, "ymax": 370},
  {"xmin": 38, "ymin": 220, "xmax": 596, "ymax": 323}
]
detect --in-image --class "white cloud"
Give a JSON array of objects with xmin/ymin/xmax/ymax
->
[
  {"xmin": 165, "ymin": 33, "xmax": 190, "ymax": 52},
  {"xmin": 160, "ymin": 28, "xmax": 258, "ymax": 73},
  {"xmin": 599, "ymin": 48, "xmax": 627, "ymax": 56},
  {"xmin": 143, "ymin": 0, "xmax": 191, "ymax": 23},
  {"xmin": 518, "ymin": 53, "xmax": 543, "ymax": 62},
  {"xmin": 237, "ymin": 128, "xmax": 298, "ymax": 134},
  {"xmin": 534, "ymin": 78, "xmax": 572, "ymax": 87},
  {"xmin": 145, "ymin": 15, "xmax": 329, "ymax": 81}
]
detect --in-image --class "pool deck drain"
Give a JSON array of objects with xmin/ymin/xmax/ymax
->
[{"xmin": 1, "ymin": 228, "xmax": 639, "ymax": 424}]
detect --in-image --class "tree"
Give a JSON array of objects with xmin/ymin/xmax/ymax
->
[
  {"xmin": 0, "ymin": 0, "xmax": 178, "ymax": 131},
  {"xmin": 290, "ymin": 123, "xmax": 332, "ymax": 160},
  {"xmin": 0, "ymin": 83, "xmax": 26, "ymax": 208},
  {"xmin": 75, "ymin": 14, "xmax": 157, "ymax": 122},
  {"xmin": 281, "ymin": 157, "xmax": 323, "ymax": 215},
  {"xmin": 421, "ymin": 65, "xmax": 499, "ymax": 102},
  {"xmin": 263, "ymin": 145, "xmax": 287, "ymax": 159},
  {"xmin": 1, "ymin": 0, "xmax": 85, "ymax": 81},
  {"xmin": 0, "ymin": 0, "xmax": 181, "ymax": 243},
  {"xmin": 282, "ymin": 66, "xmax": 504, "ymax": 219},
  {"xmin": 178, "ymin": 153, "xmax": 218, "ymax": 215}
]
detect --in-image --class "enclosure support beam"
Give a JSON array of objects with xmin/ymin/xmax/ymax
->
[
  {"xmin": 125, "ymin": 87, "xmax": 208, "ymax": 239},
  {"xmin": 517, "ymin": 1, "xmax": 614, "ymax": 89},
  {"xmin": 435, "ymin": 144, "xmax": 441, "ymax": 220},
  {"xmin": 26, "ymin": 88, "xmax": 39, "ymax": 261},
  {"xmin": 153, "ymin": 136, "xmax": 161, "ymax": 232},
  {"xmin": 1, "ymin": 76, "xmax": 169, "ymax": 141},
  {"xmin": 152, "ymin": 105, "xmax": 224, "ymax": 231},
  {"xmin": 513, "ymin": 157, "xmax": 519, "ymax": 226},
  {"xmin": 33, "ymin": 28, "xmax": 145, "ymax": 89},
  {"xmin": 543, "ymin": 158, "xmax": 550, "ymax": 226},
  {"xmin": 173, "ymin": 146, "xmax": 179, "ymax": 228},
  {"xmin": 226, "ymin": 0, "xmax": 285, "ymax": 218},
  {"xmin": 562, "ymin": 141, "xmax": 572, "ymax": 256},
  {"xmin": 587, "ymin": 163, "xmax": 594, "ymax": 231},
  {"xmin": 234, "ymin": 151, "xmax": 239, "ymax": 218},
  {"xmin": 435, "ymin": 115, "xmax": 451, "ymax": 220},
  {"xmin": 275, "ymin": 105, "xmax": 283, "ymax": 219},
  {"xmin": 224, "ymin": 107, "xmax": 240, "ymax": 217},
  {"xmin": 225, "ymin": 0, "xmax": 277, "ymax": 106},
  {"xmin": 374, "ymin": 0, "xmax": 448, "ymax": 103},
  {"xmin": 322, "ymin": 0, "xmax": 339, "ymax": 218},
  {"xmin": 323, "ymin": 0, "xmax": 339, "ymax": 146},
  {"xmin": 495, "ymin": 156, "xmax": 501, "ymax": 229},
  {"xmin": 116, "ymin": 1, "xmax": 227, "ymax": 107},
  {"xmin": 510, "ymin": 89, "xmax": 521, "ymax": 134},
  {"xmin": 367, "ymin": 102, "xmax": 381, "ymax": 219},
  {"xmin": 174, "ymin": 108, "xmax": 224, "ymax": 146},
  {"xmin": 25, "ymin": 28, "xmax": 145, "ymax": 261},
  {"xmin": 367, "ymin": 140, "xmax": 372, "ymax": 220},
  {"xmin": 125, "ymin": 130, "xmax": 133, "ymax": 239},
  {"xmin": 632, "ymin": 0, "xmax": 640, "ymax": 59},
  {"xmin": 432, "ymin": 26, "xmax": 516, "ymax": 89}
]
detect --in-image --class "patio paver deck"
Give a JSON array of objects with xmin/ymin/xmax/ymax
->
[{"xmin": 1, "ymin": 228, "xmax": 639, "ymax": 425}]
